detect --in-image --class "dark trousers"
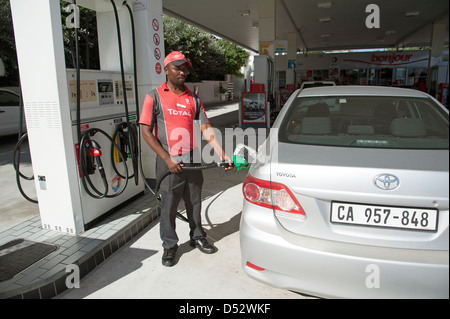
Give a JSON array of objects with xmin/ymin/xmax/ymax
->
[{"xmin": 156, "ymin": 154, "xmax": 205, "ymax": 250}]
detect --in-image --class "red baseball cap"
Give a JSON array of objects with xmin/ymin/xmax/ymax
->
[{"xmin": 164, "ymin": 51, "xmax": 192, "ymax": 67}]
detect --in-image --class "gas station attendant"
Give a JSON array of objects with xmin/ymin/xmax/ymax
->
[{"xmin": 139, "ymin": 51, "xmax": 232, "ymax": 267}]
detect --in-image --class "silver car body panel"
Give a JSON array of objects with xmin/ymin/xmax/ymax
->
[{"xmin": 240, "ymin": 206, "xmax": 448, "ymax": 298}]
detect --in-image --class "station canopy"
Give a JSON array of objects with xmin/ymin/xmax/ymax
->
[{"xmin": 163, "ymin": 0, "xmax": 449, "ymax": 53}]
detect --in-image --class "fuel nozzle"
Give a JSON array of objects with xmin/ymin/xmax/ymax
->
[
  {"xmin": 86, "ymin": 139, "xmax": 102, "ymax": 157},
  {"xmin": 232, "ymin": 143, "xmax": 256, "ymax": 172},
  {"xmin": 82, "ymin": 139, "xmax": 96, "ymax": 175},
  {"xmin": 84, "ymin": 139, "xmax": 108, "ymax": 189},
  {"xmin": 83, "ymin": 139, "xmax": 102, "ymax": 174},
  {"xmin": 232, "ymin": 154, "xmax": 248, "ymax": 172}
]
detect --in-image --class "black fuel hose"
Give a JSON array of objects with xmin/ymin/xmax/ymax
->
[
  {"xmin": 13, "ymin": 78, "xmax": 37, "ymax": 203},
  {"xmin": 123, "ymin": 1, "xmax": 167, "ymax": 196},
  {"xmin": 13, "ymin": 132, "xmax": 37, "ymax": 204},
  {"xmin": 123, "ymin": 1, "xmax": 157, "ymax": 195},
  {"xmin": 124, "ymin": 2, "xmax": 139, "ymax": 115},
  {"xmin": 154, "ymin": 161, "xmax": 233, "ymax": 223},
  {"xmin": 80, "ymin": 128, "xmax": 129, "ymax": 199},
  {"xmin": 14, "ymin": 83, "xmax": 31, "ymax": 181},
  {"xmin": 73, "ymin": 0, "xmax": 82, "ymax": 146},
  {"xmin": 110, "ymin": 0, "xmax": 138, "ymax": 186},
  {"xmin": 120, "ymin": 1, "xmax": 234, "ymax": 223},
  {"xmin": 124, "ymin": 1, "xmax": 140, "ymax": 187},
  {"xmin": 110, "ymin": 121, "xmax": 137, "ymax": 180},
  {"xmin": 154, "ymin": 161, "xmax": 234, "ymax": 195}
]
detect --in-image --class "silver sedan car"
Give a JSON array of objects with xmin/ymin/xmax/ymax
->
[{"xmin": 240, "ymin": 86, "xmax": 449, "ymax": 299}]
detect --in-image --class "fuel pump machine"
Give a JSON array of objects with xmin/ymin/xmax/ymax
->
[
  {"xmin": 68, "ymin": 67, "xmax": 142, "ymax": 227},
  {"xmin": 10, "ymin": 0, "xmax": 165, "ymax": 234}
]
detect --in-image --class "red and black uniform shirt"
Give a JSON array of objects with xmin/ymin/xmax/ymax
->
[{"xmin": 139, "ymin": 82, "xmax": 209, "ymax": 156}]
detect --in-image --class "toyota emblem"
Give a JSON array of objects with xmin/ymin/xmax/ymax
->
[{"xmin": 374, "ymin": 174, "xmax": 400, "ymax": 191}]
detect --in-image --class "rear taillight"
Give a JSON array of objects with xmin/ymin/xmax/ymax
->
[{"xmin": 243, "ymin": 174, "xmax": 305, "ymax": 216}]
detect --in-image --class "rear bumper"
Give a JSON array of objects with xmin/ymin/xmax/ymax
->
[{"xmin": 240, "ymin": 206, "xmax": 449, "ymax": 299}]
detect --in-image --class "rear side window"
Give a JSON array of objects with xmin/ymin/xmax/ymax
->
[{"xmin": 279, "ymin": 96, "xmax": 449, "ymax": 150}]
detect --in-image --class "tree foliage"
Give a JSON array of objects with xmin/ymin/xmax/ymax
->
[
  {"xmin": 163, "ymin": 15, "xmax": 226, "ymax": 82},
  {"xmin": 0, "ymin": 0, "xmax": 19, "ymax": 86},
  {"xmin": 163, "ymin": 15, "xmax": 249, "ymax": 82},
  {"xmin": 217, "ymin": 39, "xmax": 249, "ymax": 77}
]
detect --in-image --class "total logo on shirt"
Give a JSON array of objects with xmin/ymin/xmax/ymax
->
[{"xmin": 167, "ymin": 108, "xmax": 192, "ymax": 117}]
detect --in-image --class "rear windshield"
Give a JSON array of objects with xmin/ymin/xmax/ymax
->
[
  {"xmin": 278, "ymin": 96, "xmax": 449, "ymax": 149},
  {"xmin": 301, "ymin": 83, "xmax": 335, "ymax": 89}
]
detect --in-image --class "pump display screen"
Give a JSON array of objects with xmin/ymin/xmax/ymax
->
[{"xmin": 98, "ymin": 80, "xmax": 114, "ymax": 105}]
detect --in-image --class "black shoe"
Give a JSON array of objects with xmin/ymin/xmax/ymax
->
[
  {"xmin": 162, "ymin": 247, "xmax": 177, "ymax": 267},
  {"xmin": 190, "ymin": 238, "xmax": 217, "ymax": 254}
]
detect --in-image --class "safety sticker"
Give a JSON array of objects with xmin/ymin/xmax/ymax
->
[{"xmin": 111, "ymin": 176, "xmax": 121, "ymax": 192}]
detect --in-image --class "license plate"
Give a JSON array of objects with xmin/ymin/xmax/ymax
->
[{"xmin": 331, "ymin": 202, "xmax": 438, "ymax": 231}]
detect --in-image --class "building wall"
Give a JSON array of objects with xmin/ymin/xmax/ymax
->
[
  {"xmin": 276, "ymin": 50, "xmax": 449, "ymax": 71},
  {"xmin": 275, "ymin": 50, "xmax": 449, "ymax": 90},
  {"xmin": 185, "ymin": 75, "xmax": 246, "ymax": 104}
]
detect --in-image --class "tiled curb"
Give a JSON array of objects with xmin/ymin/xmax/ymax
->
[{"xmin": 0, "ymin": 194, "xmax": 160, "ymax": 299}]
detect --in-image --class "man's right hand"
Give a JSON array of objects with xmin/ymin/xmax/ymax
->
[
  {"xmin": 165, "ymin": 157, "xmax": 183, "ymax": 174},
  {"xmin": 141, "ymin": 125, "xmax": 184, "ymax": 174}
]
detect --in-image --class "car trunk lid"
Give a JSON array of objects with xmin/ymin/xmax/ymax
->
[{"xmin": 270, "ymin": 143, "xmax": 449, "ymax": 249}]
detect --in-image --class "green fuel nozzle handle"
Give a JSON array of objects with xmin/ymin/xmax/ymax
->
[{"xmin": 232, "ymin": 154, "xmax": 250, "ymax": 172}]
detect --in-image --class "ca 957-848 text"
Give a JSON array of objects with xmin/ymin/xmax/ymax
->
[{"xmin": 331, "ymin": 202, "xmax": 438, "ymax": 231}]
